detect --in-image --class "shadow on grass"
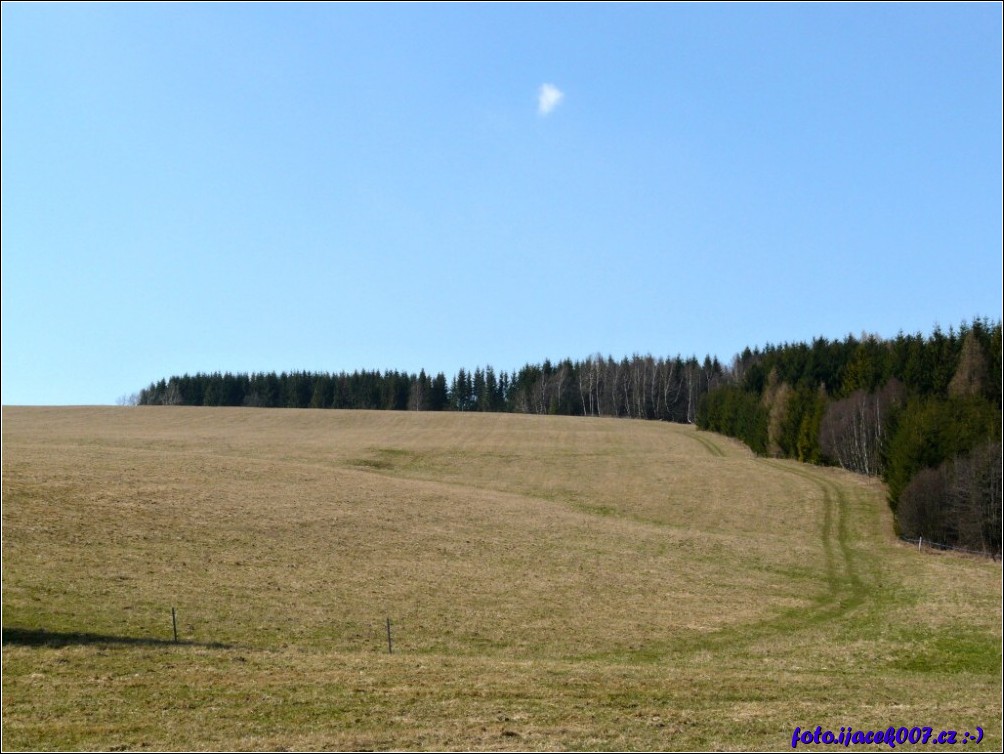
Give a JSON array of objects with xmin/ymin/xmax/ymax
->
[{"xmin": 2, "ymin": 627, "xmax": 233, "ymax": 650}]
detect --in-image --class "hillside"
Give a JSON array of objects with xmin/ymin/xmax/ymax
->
[{"xmin": 2, "ymin": 407, "xmax": 1000, "ymax": 750}]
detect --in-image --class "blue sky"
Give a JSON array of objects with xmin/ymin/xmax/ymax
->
[{"xmin": 3, "ymin": 3, "xmax": 1001, "ymax": 405}]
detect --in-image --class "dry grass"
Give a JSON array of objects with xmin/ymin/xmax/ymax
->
[{"xmin": 2, "ymin": 406, "xmax": 1000, "ymax": 750}]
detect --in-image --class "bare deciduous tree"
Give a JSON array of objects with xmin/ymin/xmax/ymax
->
[{"xmin": 820, "ymin": 379, "xmax": 903, "ymax": 475}]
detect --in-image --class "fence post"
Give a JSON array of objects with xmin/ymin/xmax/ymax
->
[
  {"xmin": 918, "ymin": 536, "xmax": 922, "ymax": 550},
  {"xmin": 386, "ymin": 617, "xmax": 393, "ymax": 654}
]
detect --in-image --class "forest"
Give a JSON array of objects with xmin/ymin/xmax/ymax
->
[
  {"xmin": 136, "ymin": 355, "xmax": 724, "ymax": 422},
  {"xmin": 697, "ymin": 319, "xmax": 1001, "ymax": 557},
  {"xmin": 138, "ymin": 318, "xmax": 1001, "ymax": 557}
]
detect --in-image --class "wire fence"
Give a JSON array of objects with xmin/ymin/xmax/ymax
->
[{"xmin": 900, "ymin": 535, "xmax": 1000, "ymax": 561}]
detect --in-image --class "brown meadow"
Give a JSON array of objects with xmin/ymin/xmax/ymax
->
[{"xmin": 2, "ymin": 406, "xmax": 1000, "ymax": 750}]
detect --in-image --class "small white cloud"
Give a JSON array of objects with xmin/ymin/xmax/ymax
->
[{"xmin": 537, "ymin": 83, "xmax": 564, "ymax": 116}]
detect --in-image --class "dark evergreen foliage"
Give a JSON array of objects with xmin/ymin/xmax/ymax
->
[{"xmin": 138, "ymin": 353, "xmax": 722, "ymax": 422}]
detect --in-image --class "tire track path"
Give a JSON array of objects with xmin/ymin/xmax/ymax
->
[
  {"xmin": 686, "ymin": 431, "xmax": 725, "ymax": 457},
  {"xmin": 659, "ymin": 456, "xmax": 875, "ymax": 659}
]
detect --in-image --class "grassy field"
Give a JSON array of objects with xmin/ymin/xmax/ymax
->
[{"xmin": 2, "ymin": 406, "xmax": 1000, "ymax": 751}]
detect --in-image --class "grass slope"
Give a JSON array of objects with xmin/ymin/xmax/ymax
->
[{"xmin": 2, "ymin": 407, "xmax": 1000, "ymax": 750}]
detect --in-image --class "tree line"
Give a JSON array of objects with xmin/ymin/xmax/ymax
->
[
  {"xmin": 137, "ymin": 354, "xmax": 725, "ymax": 421},
  {"xmin": 137, "ymin": 318, "xmax": 1001, "ymax": 556},
  {"xmin": 697, "ymin": 319, "xmax": 1001, "ymax": 557}
]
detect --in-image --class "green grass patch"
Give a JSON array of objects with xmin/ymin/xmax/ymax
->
[{"xmin": 892, "ymin": 628, "xmax": 1002, "ymax": 675}]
